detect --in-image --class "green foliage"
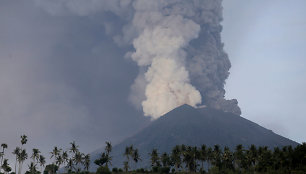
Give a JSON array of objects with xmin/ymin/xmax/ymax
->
[
  {"xmin": 152, "ymin": 166, "xmax": 159, "ymax": 173},
  {"xmin": 159, "ymin": 167, "xmax": 170, "ymax": 173},
  {"xmin": 112, "ymin": 167, "xmax": 118, "ymax": 173},
  {"xmin": 43, "ymin": 164, "xmax": 58, "ymax": 174},
  {"xmin": 135, "ymin": 168, "xmax": 146, "ymax": 173},
  {"xmin": 3, "ymin": 134, "xmax": 306, "ymax": 174},
  {"xmin": 96, "ymin": 166, "xmax": 111, "ymax": 174}
]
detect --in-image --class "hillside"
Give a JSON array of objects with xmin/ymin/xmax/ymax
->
[{"xmin": 90, "ymin": 105, "xmax": 298, "ymax": 170}]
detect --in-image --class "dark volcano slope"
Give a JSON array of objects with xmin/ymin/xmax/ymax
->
[{"xmin": 90, "ymin": 105, "xmax": 298, "ymax": 170}]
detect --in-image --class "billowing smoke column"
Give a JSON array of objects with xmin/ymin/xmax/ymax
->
[
  {"xmin": 35, "ymin": 0, "xmax": 241, "ymax": 118},
  {"xmin": 129, "ymin": 5, "xmax": 202, "ymax": 118},
  {"xmin": 128, "ymin": 0, "xmax": 241, "ymax": 118}
]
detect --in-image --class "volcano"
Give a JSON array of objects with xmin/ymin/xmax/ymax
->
[{"xmin": 90, "ymin": 105, "xmax": 298, "ymax": 170}]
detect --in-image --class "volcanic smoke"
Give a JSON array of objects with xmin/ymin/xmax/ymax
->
[{"xmin": 35, "ymin": 0, "xmax": 241, "ymax": 119}]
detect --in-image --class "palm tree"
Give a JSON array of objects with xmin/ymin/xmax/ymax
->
[
  {"xmin": 66, "ymin": 158, "xmax": 74, "ymax": 172},
  {"xmin": 73, "ymin": 151, "xmax": 84, "ymax": 171},
  {"xmin": 206, "ymin": 147, "xmax": 213, "ymax": 170},
  {"xmin": 234, "ymin": 144, "xmax": 244, "ymax": 171},
  {"xmin": 182, "ymin": 146, "xmax": 197, "ymax": 172},
  {"xmin": 50, "ymin": 146, "xmax": 61, "ymax": 174},
  {"xmin": 56, "ymin": 155, "xmax": 64, "ymax": 174},
  {"xmin": 161, "ymin": 152, "xmax": 170, "ymax": 168},
  {"xmin": 132, "ymin": 148, "xmax": 141, "ymax": 169},
  {"xmin": 212, "ymin": 145, "xmax": 222, "ymax": 170},
  {"xmin": 1, "ymin": 159, "xmax": 11, "ymax": 174},
  {"xmin": 61, "ymin": 151, "xmax": 69, "ymax": 167},
  {"xmin": 70, "ymin": 141, "xmax": 79, "ymax": 154},
  {"xmin": 31, "ymin": 148, "xmax": 41, "ymax": 164},
  {"xmin": 123, "ymin": 145, "xmax": 133, "ymax": 171},
  {"xmin": 150, "ymin": 149, "xmax": 160, "ymax": 168},
  {"xmin": 222, "ymin": 146, "xmax": 234, "ymax": 171},
  {"xmin": 27, "ymin": 162, "xmax": 38, "ymax": 174},
  {"xmin": 199, "ymin": 145, "xmax": 207, "ymax": 171},
  {"xmin": 17, "ymin": 149, "xmax": 28, "ymax": 174},
  {"xmin": 0, "ymin": 143, "xmax": 8, "ymax": 173},
  {"xmin": 38, "ymin": 155, "xmax": 46, "ymax": 174},
  {"xmin": 105, "ymin": 142, "xmax": 112, "ymax": 155},
  {"xmin": 12, "ymin": 147, "xmax": 21, "ymax": 173},
  {"xmin": 123, "ymin": 161, "xmax": 129, "ymax": 172},
  {"xmin": 83, "ymin": 154, "xmax": 90, "ymax": 172},
  {"xmin": 20, "ymin": 135, "xmax": 28, "ymax": 147},
  {"xmin": 171, "ymin": 145, "xmax": 181, "ymax": 172},
  {"xmin": 248, "ymin": 144, "xmax": 257, "ymax": 171}
]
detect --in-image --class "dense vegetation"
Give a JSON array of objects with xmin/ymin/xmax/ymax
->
[{"xmin": 0, "ymin": 135, "xmax": 305, "ymax": 174}]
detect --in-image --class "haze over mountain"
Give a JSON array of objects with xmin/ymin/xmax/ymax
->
[{"xmin": 90, "ymin": 105, "xmax": 298, "ymax": 170}]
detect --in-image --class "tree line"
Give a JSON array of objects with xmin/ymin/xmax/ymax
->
[
  {"xmin": 0, "ymin": 135, "xmax": 90, "ymax": 174},
  {"xmin": 1, "ymin": 135, "xmax": 305, "ymax": 174}
]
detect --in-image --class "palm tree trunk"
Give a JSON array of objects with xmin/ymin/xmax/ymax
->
[
  {"xmin": 18, "ymin": 161, "xmax": 23, "ymax": 174},
  {"xmin": 15, "ymin": 156, "xmax": 17, "ymax": 174},
  {"xmin": 0, "ymin": 150, "xmax": 4, "ymax": 173}
]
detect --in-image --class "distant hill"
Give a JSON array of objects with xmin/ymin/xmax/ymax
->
[{"xmin": 90, "ymin": 104, "xmax": 298, "ymax": 171}]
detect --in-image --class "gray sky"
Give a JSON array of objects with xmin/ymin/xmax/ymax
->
[
  {"xmin": 0, "ymin": 0, "xmax": 305, "ymax": 168},
  {"xmin": 222, "ymin": 0, "xmax": 306, "ymax": 143}
]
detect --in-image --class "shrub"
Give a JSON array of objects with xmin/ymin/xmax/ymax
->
[
  {"xmin": 159, "ymin": 167, "xmax": 170, "ymax": 174},
  {"xmin": 152, "ymin": 166, "xmax": 159, "ymax": 173},
  {"xmin": 112, "ymin": 167, "xmax": 118, "ymax": 173},
  {"xmin": 96, "ymin": 166, "xmax": 111, "ymax": 174}
]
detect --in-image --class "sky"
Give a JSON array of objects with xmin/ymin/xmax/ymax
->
[
  {"xmin": 222, "ymin": 0, "xmax": 306, "ymax": 143},
  {"xmin": 0, "ymin": 0, "xmax": 305, "ymax": 169}
]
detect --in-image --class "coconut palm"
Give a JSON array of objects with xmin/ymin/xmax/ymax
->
[
  {"xmin": 199, "ymin": 145, "xmax": 207, "ymax": 171},
  {"xmin": 0, "ymin": 152, "xmax": 3, "ymax": 173},
  {"xmin": 0, "ymin": 143, "xmax": 8, "ymax": 172},
  {"xmin": 12, "ymin": 147, "xmax": 21, "ymax": 173},
  {"xmin": 123, "ymin": 161, "xmax": 129, "ymax": 172},
  {"xmin": 132, "ymin": 148, "xmax": 141, "ymax": 169},
  {"xmin": 73, "ymin": 151, "xmax": 84, "ymax": 171},
  {"xmin": 150, "ymin": 149, "xmax": 160, "ymax": 168},
  {"xmin": 161, "ymin": 152, "xmax": 170, "ymax": 168},
  {"xmin": 171, "ymin": 145, "xmax": 181, "ymax": 172},
  {"xmin": 212, "ymin": 145, "xmax": 222, "ymax": 170},
  {"xmin": 31, "ymin": 148, "xmax": 41, "ymax": 164},
  {"xmin": 17, "ymin": 149, "xmax": 28, "ymax": 174},
  {"xmin": 234, "ymin": 144, "xmax": 244, "ymax": 171},
  {"xmin": 27, "ymin": 162, "xmax": 38, "ymax": 174},
  {"xmin": 1, "ymin": 159, "xmax": 11, "ymax": 174},
  {"xmin": 206, "ymin": 147, "xmax": 213, "ymax": 170},
  {"xmin": 56, "ymin": 155, "xmax": 64, "ymax": 174},
  {"xmin": 123, "ymin": 145, "xmax": 133, "ymax": 171},
  {"xmin": 94, "ymin": 152, "xmax": 112, "ymax": 168},
  {"xmin": 20, "ymin": 135, "xmax": 28, "ymax": 146},
  {"xmin": 222, "ymin": 146, "xmax": 234, "ymax": 170},
  {"xmin": 248, "ymin": 144, "xmax": 257, "ymax": 168},
  {"xmin": 61, "ymin": 150, "xmax": 69, "ymax": 172},
  {"xmin": 70, "ymin": 141, "xmax": 79, "ymax": 154},
  {"xmin": 38, "ymin": 155, "xmax": 46, "ymax": 174},
  {"xmin": 105, "ymin": 142, "xmax": 112, "ymax": 155},
  {"xmin": 83, "ymin": 154, "xmax": 90, "ymax": 171},
  {"xmin": 182, "ymin": 146, "xmax": 197, "ymax": 172},
  {"xmin": 50, "ymin": 147, "xmax": 61, "ymax": 174},
  {"xmin": 65, "ymin": 158, "xmax": 74, "ymax": 172}
]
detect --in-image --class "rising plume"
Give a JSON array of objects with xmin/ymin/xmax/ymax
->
[{"xmin": 35, "ymin": 0, "xmax": 241, "ymax": 118}]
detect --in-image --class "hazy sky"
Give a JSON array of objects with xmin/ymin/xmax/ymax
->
[
  {"xmin": 222, "ymin": 0, "xmax": 306, "ymax": 143},
  {"xmin": 0, "ymin": 0, "xmax": 305, "ymax": 167}
]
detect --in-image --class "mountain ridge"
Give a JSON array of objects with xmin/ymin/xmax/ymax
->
[{"xmin": 90, "ymin": 104, "xmax": 298, "ymax": 170}]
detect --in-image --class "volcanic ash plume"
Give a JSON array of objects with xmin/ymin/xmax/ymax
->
[
  {"xmin": 130, "ymin": 12, "xmax": 202, "ymax": 119},
  {"xmin": 35, "ymin": 0, "xmax": 241, "ymax": 118}
]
